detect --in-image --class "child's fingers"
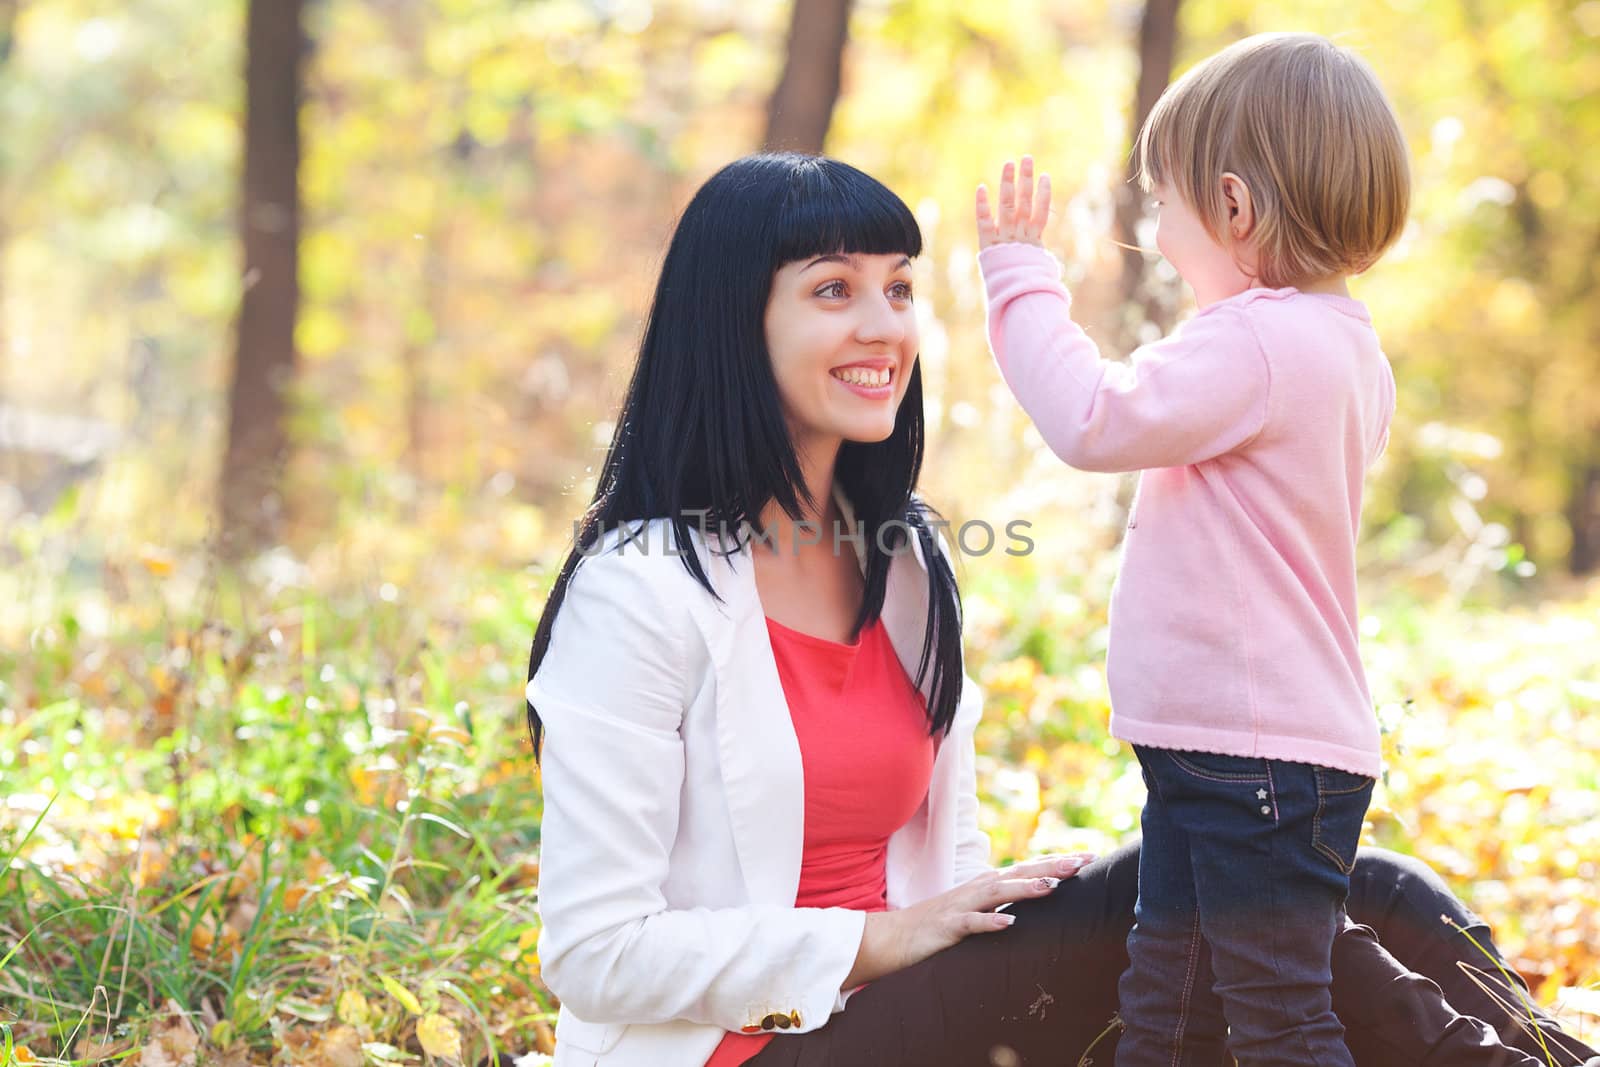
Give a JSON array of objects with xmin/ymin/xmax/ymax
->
[
  {"xmin": 1016, "ymin": 157, "xmax": 1034, "ymax": 234},
  {"xmin": 1028, "ymin": 174, "xmax": 1052, "ymax": 241},
  {"xmin": 975, "ymin": 185, "xmax": 999, "ymax": 247},
  {"xmin": 998, "ymin": 160, "xmax": 1016, "ymax": 235}
]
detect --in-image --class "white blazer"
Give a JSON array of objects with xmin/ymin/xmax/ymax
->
[{"xmin": 526, "ymin": 488, "xmax": 992, "ymax": 1066}]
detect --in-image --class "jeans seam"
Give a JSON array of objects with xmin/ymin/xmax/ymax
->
[
  {"xmin": 1313, "ymin": 837, "xmax": 1355, "ymax": 875},
  {"xmin": 1313, "ymin": 839, "xmax": 1354, "ymax": 876},
  {"xmin": 1170, "ymin": 908, "xmax": 1202, "ymax": 1067},
  {"xmin": 1312, "ymin": 770, "xmax": 1363, "ymax": 875},
  {"xmin": 1168, "ymin": 752, "xmax": 1270, "ymax": 784},
  {"xmin": 1314, "ymin": 767, "xmax": 1374, "ymax": 797},
  {"xmin": 1270, "ymin": 813, "xmax": 1324, "ymax": 1067}
]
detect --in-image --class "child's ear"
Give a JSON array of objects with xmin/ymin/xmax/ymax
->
[{"xmin": 1220, "ymin": 173, "xmax": 1256, "ymax": 241}]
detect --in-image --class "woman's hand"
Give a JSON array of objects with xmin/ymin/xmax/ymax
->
[
  {"xmin": 843, "ymin": 852, "xmax": 1094, "ymax": 989},
  {"xmin": 976, "ymin": 156, "xmax": 1052, "ymax": 250}
]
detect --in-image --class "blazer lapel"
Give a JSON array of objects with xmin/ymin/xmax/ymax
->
[
  {"xmin": 681, "ymin": 495, "xmax": 941, "ymax": 910},
  {"xmin": 682, "ymin": 529, "xmax": 806, "ymax": 908}
]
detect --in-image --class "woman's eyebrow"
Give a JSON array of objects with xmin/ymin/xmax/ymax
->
[
  {"xmin": 801, "ymin": 253, "xmax": 913, "ymax": 272},
  {"xmin": 802, "ymin": 253, "xmax": 857, "ymax": 271}
]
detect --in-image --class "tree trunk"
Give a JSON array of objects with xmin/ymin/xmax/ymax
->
[
  {"xmin": 402, "ymin": 219, "xmax": 447, "ymax": 481},
  {"xmin": 220, "ymin": 0, "xmax": 304, "ymax": 558},
  {"xmin": 764, "ymin": 0, "xmax": 853, "ymax": 155},
  {"xmin": 1110, "ymin": 0, "xmax": 1181, "ymax": 353},
  {"xmin": 1567, "ymin": 457, "xmax": 1600, "ymax": 575},
  {"xmin": 0, "ymin": 0, "xmax": 19, "ymax": 400}
]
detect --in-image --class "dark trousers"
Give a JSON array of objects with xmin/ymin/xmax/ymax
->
[
  {"xmin": 746, "ymin": 842, "xmax": 1598, "ymax": 1067},
  {"xmin": 1116, "ymin": 747, "xmax": 1375, "ymax": 1067}
]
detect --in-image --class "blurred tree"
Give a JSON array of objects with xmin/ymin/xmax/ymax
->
[
  {"xmin": 1109, "ymin": 0, "xmax": 1181, "ymax": 353},
  {"xmin": 1384, "ymin": 0, "xmax": 1600, "ymax": 576},
  {"xmin": 3, "ymin": 0, "xmax": 1593, "ymax": 582},
  {"xmin": 220, "ymin": 0, "xmax": 304, "ymax": 557},
  {"xmin": 765, "ymin": 0, "xmax": 853, "ymax": 153},
  {"xmin": 0, "ymin": 0, "xmax": 18, "ymax": 396}
]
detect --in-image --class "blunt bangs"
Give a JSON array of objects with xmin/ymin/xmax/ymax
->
[{"xmin": 770, "ymin": 156, "xmax": 923, "ymax": 269}]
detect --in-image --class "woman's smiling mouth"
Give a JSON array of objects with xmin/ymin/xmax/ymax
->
[{"xmin": 829, "ymin": 364, "xmax": 893, "ymax": 393}]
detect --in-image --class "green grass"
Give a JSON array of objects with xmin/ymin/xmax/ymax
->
[
  {"xmin": 2, "ymin": 506, "xmax": 1596, "ymax": 1063},
  {"xmin": 1, "ymin": 528, "xmax": 555, "ymax": 1064}
]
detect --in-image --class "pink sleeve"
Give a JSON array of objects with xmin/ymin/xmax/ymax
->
[
  {"xmin": 1369, "ymin": 358, "xmax": 1396, "ymax": 466},
  {"xmin": 978, "ymin": 243, "xmax": 1271, "ymax": 473}
]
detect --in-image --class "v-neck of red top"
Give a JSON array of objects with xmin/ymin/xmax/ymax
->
[{"xmin": 704, "ymin": 614, "xmax": 935, "ymax": 1067}]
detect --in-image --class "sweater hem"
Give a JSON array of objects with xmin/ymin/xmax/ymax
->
[{"xmin": 1111, "ymin": 715, "xmax": 1382, "ymax": 778}]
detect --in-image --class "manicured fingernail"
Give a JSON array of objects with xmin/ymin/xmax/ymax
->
[
  {"xmin": 998, "ymin": 913, "xmax": 1016, "ymax": 926},
  {"xmin": 1036, "ymin": 876, "xmax": 1060, "ymax": 890},
  {"xmin": 1057, "ymin": 859, "xmax": 1081, "ymax": 874}
]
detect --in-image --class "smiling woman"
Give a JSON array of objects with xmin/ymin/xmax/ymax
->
[
  {"xmin": 520, "ymin": 154, "xmax": 1599, "ymax": 1067},
  {"xmin": 527, "ymin": 153, "xmax": 966, "ymax": 752},
  {"xmin": 765, "ymin": 249, "xmax": 915, "ymax": 445}
]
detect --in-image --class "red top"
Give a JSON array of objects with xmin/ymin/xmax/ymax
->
[{"xmin": 704, "ymin": 614, "xmax": 936, "ymax": 1067}]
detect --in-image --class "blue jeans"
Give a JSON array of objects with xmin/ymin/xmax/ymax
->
[{"xmin": 1115, "ymin": 745, "xmax": 1376, "ymax": 1067}]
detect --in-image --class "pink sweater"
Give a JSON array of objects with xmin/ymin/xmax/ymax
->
[{"xmin": 979, "ymin": 243, "xmax": 1394, "ymax": 777}]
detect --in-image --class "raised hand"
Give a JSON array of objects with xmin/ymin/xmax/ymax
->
[{"xmin": 975, "ymin": 156, "xmax": 1051, "ymax": 250}]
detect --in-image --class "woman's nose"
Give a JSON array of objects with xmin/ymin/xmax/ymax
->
[{"xmin": 854, "ymin": 293, "xmax": 907, "ymax": 346}]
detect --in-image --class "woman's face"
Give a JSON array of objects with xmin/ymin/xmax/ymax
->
[{"xmin": 764, "ymin": 251, "xmax": 919, "ymax": 456}]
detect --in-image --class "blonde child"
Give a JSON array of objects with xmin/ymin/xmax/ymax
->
[{"xmin": 974, "ymin": 33, "xmax": 1409, "ymax": 1067}]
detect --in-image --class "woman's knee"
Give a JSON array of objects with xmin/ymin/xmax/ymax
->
[
  {"xmin": 1352, "ymin": 847, "xmax": 1461, "ymax": 913},
  {"xmin": 1008, "ymin": 838, "xmax": 1140, "ymax": 942},
  {"xmin": 1351, "ymin": 846, "xmax": 1419, "ymax": 909},
  {"xmin": 1350, "ymin": 846, "xmax": 1486, "ymax": 957}
]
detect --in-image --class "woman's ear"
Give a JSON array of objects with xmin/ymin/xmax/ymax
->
[{"xmin": 1220, "ymin": 172, "xmax": 1255, "ymax": 241}]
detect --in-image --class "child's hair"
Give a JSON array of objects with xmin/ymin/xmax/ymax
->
[{"xmin": 1134, "ymin": 32, "xmax": 1410, "ymax": 288}]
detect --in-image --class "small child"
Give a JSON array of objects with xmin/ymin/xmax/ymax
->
[{"xmin": 974, "ymin": 33, "xmax": 1410, "ymax": 1067}]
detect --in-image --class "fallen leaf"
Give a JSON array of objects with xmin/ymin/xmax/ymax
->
[
  {"xmin": 336, "ymin": 988, "xmax": 371, "ymax": 1028},
  {"xmin": 216, "ymin": 1045, "xmax": 258, "ymax": 1067},
  {"xmin": 133, "ymin": 1001, "xmax": 200, "ymax": 1067},
  {"xmin": 75, "ymin": 1037, "xmax": 129, "ymax": 1063},
  {"xmin": 380, "ymin": 975, "xmax": 423, "ymax": 1015},
  {"xmin": 315, "ymin": 1026, "xmax": 364, "ymax": 1067},
  {"xmin": 189, "ymin": 913, "xmax": 240, "ymax": 962},
  {"xmin": 415, "ymin": 1014, "xmax": 462, "ymax": 1061}
]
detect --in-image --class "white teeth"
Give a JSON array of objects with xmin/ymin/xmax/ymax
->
[{"xmin": 832, "ymin": 367, "xmax": 890, "ymax": 388}]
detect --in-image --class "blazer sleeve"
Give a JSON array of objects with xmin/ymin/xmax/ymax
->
[
  {"xmin": 951, "ymin": 672, "xmax": 994, "ymax": 885},
  {"xmin": 528, "ymin": 545, "xmax": 866, "ymax": 1032}
]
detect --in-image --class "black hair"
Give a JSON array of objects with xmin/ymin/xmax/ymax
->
[{"xmin": 525, "ymin": 153, "xmax": 963, "ymax": 753}]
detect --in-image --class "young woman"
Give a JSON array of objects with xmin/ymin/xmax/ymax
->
[{"xmin": 524, "ymin": 153, "xmax": 1599, "ymax": 1067}]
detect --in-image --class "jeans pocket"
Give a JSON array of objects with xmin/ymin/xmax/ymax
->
[
  {"xmin": 1311, "ymin": 766, "xmax": 1375, "ymax": 875},
  {"xmin": 1167, "ymin": 749, "xmax": 1271, "ymax": 783}
]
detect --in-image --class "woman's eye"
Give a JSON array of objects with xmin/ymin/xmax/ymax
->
[
  {"xmin": 815, "ymin": 280, "xmax": 847, "ymax": 298},
  {"xmin": 889, "ymin": 282, "xmax": 914, "ymax": 300}
]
